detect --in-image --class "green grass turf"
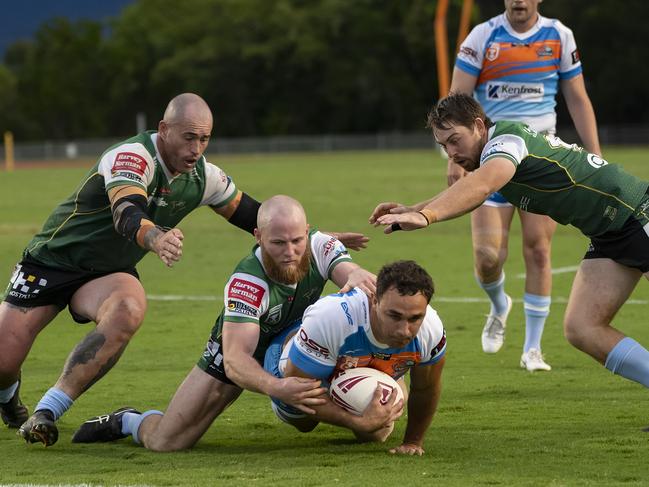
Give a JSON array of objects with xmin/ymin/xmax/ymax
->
[{"xmin": 1, "ymin": 147, "xmax": 648, "ymax": 486}]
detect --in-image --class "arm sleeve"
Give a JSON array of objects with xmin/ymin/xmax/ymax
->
[
  {"xmin": 417, "ymin": 307, "xmax": 448, "ymax": 366},
  {"xmin": 227, "ymin": 192, "xmax": 261, "ymax": 234},
  {"xmin": 98, "ymin": 142, "xmax": 155, "ymax": 191},
  {"xmin": 201, "ymin": 162, "xmax": 239, "ymax": 208},
  {"xmin": 288, "ymin": 298, "xmax": 342, "ymax": 379},
  {"xmin": 556, "ymin": 20, "xmax": 583, "ymax": 79},
  {"xmin": 223, "ymin": 273, "xmax": 270, "ymax": 325},
  {"xmin": 481, "ymin": 134, "xmax": 529, "ymax": 167},
  {"xmin": 310, "ymin": 231, "xmax": 353, "ymax": 280},
  {"xmin": 455, "ymin": 22, "xmax": 488, "ymax": 76}
]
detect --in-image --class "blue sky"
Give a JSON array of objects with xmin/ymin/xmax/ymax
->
[{"xmin": 0, "ymin": 0, "xmax": 135, "ymax": 55}]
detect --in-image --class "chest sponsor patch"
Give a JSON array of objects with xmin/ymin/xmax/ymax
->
[
  {"xmin": 486, "ymin": 81, "xmax": 544, "ymax": 102},
  {"xmin": 112, "ymin": 152, "xmax": 148, "ymax": 177},
  {"xmin": 228, "ymin": 278, "xmax": 265, "ymax": 307}
]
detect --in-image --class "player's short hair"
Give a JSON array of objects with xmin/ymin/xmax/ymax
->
[
  {"xmin": 427, "ymin": 92, "xmax": 493, "ymax": 131},
  {"xmin": 376, "ymin": 260, "xmax": 434, "ymax": 303}
]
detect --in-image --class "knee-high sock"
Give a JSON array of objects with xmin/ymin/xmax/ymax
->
[
  {"xmin": 477, "ymin": 272, "xmax": 508, "ymax": 316},
  {"xmin": 605, "ymin": 337, "xmax": 649, "ymax": 388},
  {"xmin": 35, "ymin": 387, "xmax": 73, "ymax": 420},
  {"xmin": 123, "ymin": 410, "xmax": 163, "ymax": 444},
  {"xmin": 0, "ymin": 381, "xmax": 19, "ymax": 404},
  {"xmin": 523, "ymin": 293, "xmax": 551, "ymax": 352}
]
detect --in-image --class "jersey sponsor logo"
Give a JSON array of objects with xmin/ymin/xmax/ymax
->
[
  {"xmin": 485, "ymin": 42, "xmax": 500, "ymax": 61},
  {"xmin": 266, "ymin": 303, "xmax": 283, "ymax": 325},
  {"xmin": 431, "ymin": 331, "xmax": 447, "ymax": 359},
  {"xmin": 459, "ymin": 45, "xmax": 478, "ymax": 60},
  {"xmin": 297, "ymin": 328, "xmax": 330, "ymax": 358},
  {"xmin": 8, "ymin": 267, "xmax": 48, "ymax": 300},
  {"xmin": 228, "ymin": 278, "xmax": 265, "ymax": 307},
  {"xmin": 536, "ymin": 45, "xmax": 553, "ymax": 57},
  {"xmin": 227, "ymin": 299, "xmax": 258, "ymax": 317},
  {"xmin": 481, "ymin": 142, "xmax": 506, "ymax": 161},
  {"xmin": 587, "ymin": 153, "xmax": 608, "ymax": 169},
  {"xmin": 151, "ymin": 196, "xmax": 168, "ymax": 207},
  {"xmin": 340, "ymin": 302, "xmax": 354, "ymax": 325},
  {"xmin": 571, "ymin": 49, "xmax": 580, "ymax": 64},
  {"xmin": 486, "ymin": 82, "xmax": 544, "ymax": 102},
  {"xmin": 323, "ymin": 237, "xmax": 338, "ymax": 256},
  {"xmin": 603, "ymin": 206, "xmax": 617, "ymax": 221},
  {"xmin": 112, "ymin": 152, "xmax": 148, "ymax": 176},
  {"xmin": 113, "ymin": 171, "xmax": 144, "ymax": 183}
]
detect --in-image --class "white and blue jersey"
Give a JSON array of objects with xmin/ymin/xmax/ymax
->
[
  {"xmin": 456, "ymin": 13, "xmax": 582, "ymax": 134},
  {"xmin": 263, "ymin": 288, "xmax": 446, "ymax": 421},
  {"xmin": 456, "ymin": 13, "xmax": 582, "ymax": 205}
]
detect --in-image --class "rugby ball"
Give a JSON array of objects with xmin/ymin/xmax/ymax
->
[{"xmin": 329, "ymin": 367, "xmax": 404, "ymax": 416}]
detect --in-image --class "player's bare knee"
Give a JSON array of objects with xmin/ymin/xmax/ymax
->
[
  {"xmin": 474, "ymin": 245, "xmax": 502, "ymax": 277},
  {"xmin": 523, "ymin": 243, "xmax": 551, "ymax": 271},
  {"xmin": 563, "ymin": 316, "xmax": 587, "ymax": 349},
  {"xmin": 101, "ymin": 294, "xmax": 146, "ymax": 335}
]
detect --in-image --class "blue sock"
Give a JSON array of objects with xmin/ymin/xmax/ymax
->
[
  {"xmin": 128, "ymin": 410, "xmax": 163, "ymax": 444},
  {"xmin": 35, "ymin": 387, "xmax": 73, "ymax": 421},
  {"xmin": 523, "ymin": 293, "xmax": 551, "ymax": 352},
  {"xmin": 0, "ymin": 381, "xmax": 19, "ymax": 404},
  {"xmin": 605, "ymin": 337, "xmax": 649, "ymax": 388},
  {"xmin": 477, "ymin": 272, "xmax": 508, "ymax": 316}
]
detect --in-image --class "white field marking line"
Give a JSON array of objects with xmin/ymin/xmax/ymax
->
[
  {"xmin": 147, "ymin": 294, "xmax": 649, "ymax": 305},
  {"xmin": 515, "ymin": 265, "xmax": 579, "ymax": 279},
  {"xmin": 0, "ymin": 485, "xmax": 157, "ymax": 487}
]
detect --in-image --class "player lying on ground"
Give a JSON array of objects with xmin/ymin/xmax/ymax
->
[
  {"xmin": 72, "ymin": 195, "xmax": 375, "ymax": 450},
  {"xmin": 264, "ymin": 260, "xmax": 446, "ymax": 456},
  {"xmin": 370, "ymin": 93, "xmax": 649, "ymax": 396}
]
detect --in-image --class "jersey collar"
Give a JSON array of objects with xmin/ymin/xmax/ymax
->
[{"xmin": 501, "ymin": 11, "xmax": 543, "ymax": 40}]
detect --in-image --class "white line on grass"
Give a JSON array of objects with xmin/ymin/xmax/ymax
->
[
  {"xmin": 515, "ymin": 265, "xmax": 579, "ymax": 279},
  {"xmin": 147, "ymin": 294, "xmax": 649, "ymax": 305}
]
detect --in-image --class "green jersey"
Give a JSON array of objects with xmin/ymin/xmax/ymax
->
[
  {"xmin": 207, "ymin": 230, "xmax": 352, "ymax": 362},
  {"xmin": 483, "ymin": 122, "xmax": 648, "ymax": 237},
  {"xmin": 24, "ymin": 131, "xmax": 238, "ymax": 272}
]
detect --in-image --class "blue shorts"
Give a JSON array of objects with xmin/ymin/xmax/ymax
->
[
  {"xmin": 483, "ymin": 191, "xmax": 512, "ymax": 208},
  {"xmin": 263, "ymin": 321, "xmax": 309, "ymax": 423}
]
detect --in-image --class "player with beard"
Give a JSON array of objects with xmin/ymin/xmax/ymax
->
[{"xmin": 71, "ymin": 195, "xmax": 376, "ymax": 451}]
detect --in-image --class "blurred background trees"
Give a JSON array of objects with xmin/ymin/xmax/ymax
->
[{"xmin": 0, "ymin": 0, "xmax": 646, "ymax": 140}]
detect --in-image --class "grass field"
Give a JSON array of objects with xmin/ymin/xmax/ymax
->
[{"xmin": 1, "ymin": 147, "xmax": 649, "ymax": 486}]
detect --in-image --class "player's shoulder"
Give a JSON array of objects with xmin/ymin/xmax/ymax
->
[
  {"xmin": 305, "ymin": 288, "xmax": 369, "ymax": 328},
  {"xmin": 538, "ymin": 15, "xmax": 575, "ymax": 36},
  {"xmin": 467, "ymin": 13, "xmax": 506, "ymax": 40},
  {"xmin": 420, "ymin": 305, "xmax": 445, "ymax": 337},
  {"xmin": 99, "ymin": 132, "xmax": 157, "ymax": 188}
]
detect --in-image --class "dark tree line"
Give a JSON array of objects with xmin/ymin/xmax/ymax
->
[{"xmin": 0, "ymin": 0, "xmax": 647, "ymax": 140}]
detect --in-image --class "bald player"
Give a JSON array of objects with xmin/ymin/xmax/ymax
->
[
  {"xmin": 1, "ymin": 93, "xmax": 266, "ymax": 446},
  {"xmin": 71, "ymin": 195, "xmax": 376, "ymax": 451}
]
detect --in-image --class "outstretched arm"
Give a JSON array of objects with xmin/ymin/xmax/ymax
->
[
  {"xmin": 373, "ymin": 158, "xmax": 516, "ymax": 233},
  {"xmin": 390, "ymin": 357, "xmax": 445, "ymax": 456},
  {"xmin": 222, "ymin": 321, "xmax": 327, "ymax": 414}
]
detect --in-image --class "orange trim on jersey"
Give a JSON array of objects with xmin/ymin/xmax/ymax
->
[
  {"xmin": 333, "ymin": 351, "xmax": 421, "ymax": 379},
  {"xmin": 478, "ymin": 40, "xmax": 561, "ymax": 84},
  {"xmin": 107, "ymin": 185, "xmax": 147, "ymax": 205}
]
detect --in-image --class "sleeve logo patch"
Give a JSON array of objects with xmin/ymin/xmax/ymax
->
[
  {"xmin": 459, "ymin": 46, "xmax": 477, "ymax": 60},
  {"xmin": 323, "ymin": 237, "xmax": 338, "ymax": 256},
  {"xmin": 112, "ymin": 152, "xmax": 148, "ymax": 177},
  {"xmin": 228, "ymin": 278, "xmax": 265, "ymax": 307},
  {"xmin": 571, "ymin": 49, "xmax": 580, "ymax": 64},
  {"xmin": 298, "ymin": 328, "xmax": 330, "ymax": 359},
  {"xmin": 227, "ymin": 300, "xmax": 258, "ymax": 317}
]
